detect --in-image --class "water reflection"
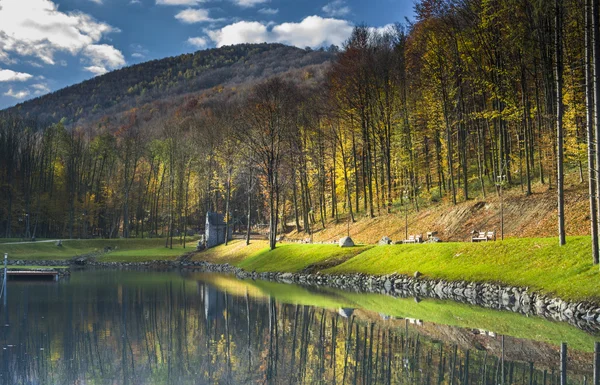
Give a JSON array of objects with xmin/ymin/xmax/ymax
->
[{"xmin": 0, "ymin": 271, "xmax": 597, "ymax": 385}]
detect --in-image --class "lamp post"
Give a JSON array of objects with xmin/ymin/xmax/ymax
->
[
  {"xmin": 25, "ymin": 213, "xmax": 29, "ymax": 239},
  {"xmin": 82, "ymin": 211, "xmax": 87, "ymax": 239}
]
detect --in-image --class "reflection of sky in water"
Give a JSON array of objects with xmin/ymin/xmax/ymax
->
[{"xmin": 0, "ymin": 270, "xmax": 597, "ymax": 384}]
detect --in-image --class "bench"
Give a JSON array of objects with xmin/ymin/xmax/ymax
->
[
  {"xmin": 471, "ymin": 231, "xmax": 496, "ymax": 242},
  {"xmin": 403, "ymin": 234, "xmax": 423, "ymax": 244}
]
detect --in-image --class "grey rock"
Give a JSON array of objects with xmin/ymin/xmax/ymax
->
[{"xmin": 339, "ymin": 236, "xmax": 355, "ymax": 248}]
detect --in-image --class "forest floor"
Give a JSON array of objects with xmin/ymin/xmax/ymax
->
[{"xmin": 282, "ymin": 175, "xmax": 591, "ymax": 244}]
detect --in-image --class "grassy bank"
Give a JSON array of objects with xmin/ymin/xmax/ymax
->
[
  {"xmin": 192, "ymin": 240, "xmax": 372, "ymax": 272},
  {"xmin": 0, "ymin": 238, "xmax": 197, "ymax": 262},
  {"xmin": 193, "ymin": 236, "xmax": 600, "ymax": 302},
  {"xmin": 4, "ymin": 234, "xmax": 600, "ymax": 302},
  {"xmin": 325, "ymin": 236, "xmax": 598, "ymax": 301}
]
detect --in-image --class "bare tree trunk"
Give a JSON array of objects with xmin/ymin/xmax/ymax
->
[
  {"xmin": 246, "ymin": 169, "xmax": 253, "ymax": 246},
  {"xmin": 224, "ymin": 166, "xmax": 232, "ymax": 246},
  {"xmin": 593, "ymin": 0, "xmax": 600, "ymax": 248},
  {"xmin": 556, "ymin": 0, "xmax": 566, "ymax": 246},
  {"xmin": 588, "ymin": 0, "xmax": 600, "ymax": 264}
]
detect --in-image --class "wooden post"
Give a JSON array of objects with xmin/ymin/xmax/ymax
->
[
  {"xmin": 3, "ymin": 253, "xmax": 6, "ymax": 307},
  {"xmin": 560, "ymin": 343, "xmax": 567, "ymax": 385},
  {"xmin": 502, "ymin": 335, "xmax": 505, "ymax": 385},
  {"xmin": 594, "ymin": 342, "xmax": 600, "ymax": 385}
]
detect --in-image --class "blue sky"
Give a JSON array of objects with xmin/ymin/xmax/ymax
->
[{"xmin": 0, "ymin": 0, "xmax": 415, "ymax": 109}]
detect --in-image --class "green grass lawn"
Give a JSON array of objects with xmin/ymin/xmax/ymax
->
[
  {"xmin": 190, "ymin": 239, "xmax": 270, "ymax": 264},
  {"xmin": 0, "ymin": 238, "xmax": 49, "ymax": 244},
  {"xmin": 100, "ymin": 244, "xmax": 194, "ymax": 262},
  {"xmin": 325, "ymin": 236, "xmax": 600, "ymax": 301},
  {"xmin": 6, "ymin": 233, "xmax": 600, "ymax": 302},
  {"xmin": 0, "ymin": 238, "xmax": 198, "ymax": 261},
  {"xmin": 237, "ymin": 243, "xmax": 373, "ymax": 273},
  {"xmin": 190, "ymin": 236, "xmax": 600, "ymax": 302}
]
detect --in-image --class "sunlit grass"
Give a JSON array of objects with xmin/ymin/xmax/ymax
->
[
  {"xmin": 237, "ymin": 243, "xmax": 372, "ymax": 273},
  {"xmin": 192, "ymin": 236, "xmax": 600, "ymax": 302},
  {"xmin": 325, "ymin": 236, "xmax": 600, "ymax": 301},
  {"xmin": 191, "ymin": 239, "xmax": 270, "ymax": 264},
  {"xmin": 0, "ymin": 237, "xmax": 198, "ymax": 261}
]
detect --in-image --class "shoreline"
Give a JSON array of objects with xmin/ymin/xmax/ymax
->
[{"xmin": 9, "ymin": 257, "xmax": 600, "ymax": 334}]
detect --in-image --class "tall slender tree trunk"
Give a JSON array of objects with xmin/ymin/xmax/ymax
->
[
  {"xmin": 292, "ymin": 168, "xmax": 301, "ymax": 232},
  {"xmin": 587, "ymin": 0, "xmax": 600, "ymax": 264},
  {"xmin": 246, "ymin": 169, "xmax": 252, "ymax": 246},
  {"xmin": 556, "ymin": 0, "xmax": 566, "ymax": 246},
  {"xmin": 224, "ymin": 167, "xmax": 232, "ymax": 246},
  {"xmin": 593, "ymin": 0, "xmax": 600, "ymax": 246},
  {"xmin": 522, "ymin": 59, "xmax": 533, "ymax": 196}
]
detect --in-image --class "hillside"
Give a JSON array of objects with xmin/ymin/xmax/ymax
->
[
  {"xmin": 4, "ymin": 44, "xmax": 334, "ymax": 125},
  {"xmin": 283, "ymin": 174, "xmax": 591, "ymax": 244}
]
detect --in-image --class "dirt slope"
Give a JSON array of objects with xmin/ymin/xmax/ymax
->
[{"xmin": 284, "ymin": 179, "xmax": 591, "ymax": 244}]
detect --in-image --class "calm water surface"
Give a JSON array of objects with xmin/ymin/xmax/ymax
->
[{"xmin": 0, "ymin": 270, "xmax": 598, "ymax": 385}]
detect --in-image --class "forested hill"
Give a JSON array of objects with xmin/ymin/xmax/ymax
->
[{"xmin": 3, "ymin": 43, "xmax": 334, "ymax": 125}]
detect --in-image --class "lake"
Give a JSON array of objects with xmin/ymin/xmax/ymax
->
[{"xmin": 0, "ymin": 270, "xmax": 598, "ymax": 384}]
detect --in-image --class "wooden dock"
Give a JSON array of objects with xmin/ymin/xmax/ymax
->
[{"xmin": 5, "ymin": 270, "xmax": 60, "ymax": 280}]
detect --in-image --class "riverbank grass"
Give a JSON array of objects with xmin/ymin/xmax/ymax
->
[
  {"xmin": 325, "ymin": 236, "xmax": 598, "ymax": 301},
  {"xmin": 192, "ymin": 236, "xmax": 600, "ymax": 301},
  {"xmin": 0, "ymin": 238, "xmax": 198, "ymax": 262},
  {"xmin": 190, "ymin": 240, "xmax": 270, "ymax": 264},
  {"xmin": 237, "ymin": 243, "xmax": 373, "ymax": 273}
]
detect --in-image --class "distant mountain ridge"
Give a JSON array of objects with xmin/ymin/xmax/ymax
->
[{"xmin": 4, "ymin": 44, "xmax": 335, "ymax": 125}]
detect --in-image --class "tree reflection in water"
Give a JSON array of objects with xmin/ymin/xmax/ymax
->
[{"xmin": 0, "ymin": 271, "xmax": 596, "ymax": 385}]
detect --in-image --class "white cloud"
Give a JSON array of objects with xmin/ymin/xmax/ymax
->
[
  {"xmin": 206, "ymin": 16, "xmax": 354, "ymax": 48},
  {"xmin": 206, "ymin": 21, "xmax": 269, "ymax": 47},
  {"xmin": 187, "ymin": 37, "xmax": 208, "ymax": 48},
  {"xmin": 0, "ymin": 0, "xmax": 123, "ymax": 70},
  {"xmin": 258, "ymin": 8, "xmax": 278, "ymax": 15},
  {"xmin": 156, "ymin": 0, "xmax": 205, "ymax": 5},
  {"xmin": 233, "ymin": 0, "xmax": 268, "ymax": 8},
  {"xmin": 88, "ymin": 0, "xmax": 103, "ymax": 4},
  {"xmin": 4, "ymin": 88, "xmax": 30, "ymax": 99},
  {"xmin": 130, "ymin": 0, "xmax": 141, "ymax": 4},
  {"xmin": 175, "ymin": 8, "xmax": 216, "ymax": 23},
  {"xmin": 0, "ymin": 69, "xmax": 33, "ymax": 82},
  {"xmin": 84, "ymin": 65, "xmax": 109, "ymax": 75},
  {"xmin": 32, "ymin": 83, "xmax": 51, "ymax": 95},
  {"xmin": 130, "ymin": 44, "xmax": 149, "ymax": 59},
  {"xmin": 82, "ymin": 44, "xmax": 126, "ymax": 75},
  {"xmin": 322, "ymin": 0, "xmax": 350, "ymax": 17}
]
